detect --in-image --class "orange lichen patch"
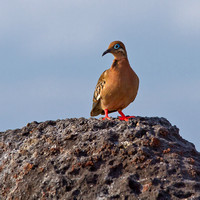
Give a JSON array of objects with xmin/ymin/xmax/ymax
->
[
  {"xmin": 85, "ymin": 161, "xmax": 94, "ymax": 167},
  {"xmin": 188, "ymin": 158, "xmax": 195, "ymax": 165},
  {"xmin": 139, "ymin": 155, "xmax": 146, "ymax": 163},
  {"xmin": 142, "ymin": 139, "xmax": 150, "ymax": 146},
  {"xmin": 131, "ymin": 152, "xmax": 147, "ymax": 164},
  {"xmin": 0, "ymin": 165, "xmax": 3, "ymax": 172},
  {"xmin": 163, "ymin": 148, "xmax": 171, "ymax": 154},
  {"xmin": 26, "ymin": 127, "xmax": 39, "ymax": 134},
  {"xmin": 142, "ymin": 183, "xmax": 152, "ymax": 192},
  {"xmin": 111, "ymin": 149, "xmax": 118, "ymax": 156},
  {"xmin": 13, "ymin": 174, "xmax": 18, "ymax": 179},
  {"xmin": 71, "ymin": 165, "xmax": 75, "ymax": 171},
  {"xmin": 23, "ymin": 163, "xmax": 33, "ymax": 175},
  {"xmin": 157, "ymin": 156, "xmax": 163, "ymax": 162},
  {"xmin": 150, "ymin": 137, "xmax": 160, "ymax": 147},
  {"xmin": 50, "ymin": 147, "xmax": 60, "ymax": 154},
  {"xmin": 135, "ymin": 165, "xmax": 140, "ymax": 170},
  {"xmin": 97, "ymin": 143, "xmax": 112, "ymax": 154},
  {"xmin": 38, "ymin": 167, "xmax": 45, "ymax": 173}
]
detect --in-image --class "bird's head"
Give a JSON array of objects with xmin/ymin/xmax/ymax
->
[{"xmin": 102, "ymin": 41, "xmax": 127, "ymax": 60}]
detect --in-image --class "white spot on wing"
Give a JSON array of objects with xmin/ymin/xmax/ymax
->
[{"xmin": 97, "ymin": 94, "xmax": 101, "ymax": 100}]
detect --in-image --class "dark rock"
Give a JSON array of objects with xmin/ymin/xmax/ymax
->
[
  {"xmin": 128, "ymin": 175, "xmax": 141, "ymax": 194},
  {"xmin": 1, "ymin": 116, "xmax": 200, "ymax": 199}
]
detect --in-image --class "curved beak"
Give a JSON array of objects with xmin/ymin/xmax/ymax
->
[{"xmin": 102, "ymin": 49, "xmax": 111, "ymax": 57}]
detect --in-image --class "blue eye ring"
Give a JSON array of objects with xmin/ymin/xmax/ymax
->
[{"xmin": 114, "ymin": 44, "xmax": 120, "ymax": 49}]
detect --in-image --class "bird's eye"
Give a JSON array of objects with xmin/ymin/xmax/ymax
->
[{"xmin": 114, "ymin": 44, "xmax": 120, "ymax": 49}]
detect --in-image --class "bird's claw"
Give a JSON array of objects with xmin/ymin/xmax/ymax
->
[
  {"xmin": 118, "ymin": 116, "xmax": 135, "ymax": 121},
  {"xmin": 102, "ymin": 116, "xmax": 111, "ymax": 120}
]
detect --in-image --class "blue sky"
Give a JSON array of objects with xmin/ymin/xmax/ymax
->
[{"xmin": 0, "ymin": 1, "xmax": 200, "ymax": 150}]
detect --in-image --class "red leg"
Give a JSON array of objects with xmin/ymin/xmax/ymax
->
[
  {"xmin": 102, "ymin": 109, "xmax": 111, "ymax": 120},
  {"xmin": 118, "ymin": 110, "xmax": 135, "ymax": 121}
]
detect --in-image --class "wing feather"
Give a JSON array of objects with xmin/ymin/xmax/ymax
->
[{"xmin": 90, "ymin": 70, "xmax": 107, "ymax": 116}]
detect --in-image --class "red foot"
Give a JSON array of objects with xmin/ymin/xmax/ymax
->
[
  {"xmin": 102, "ymin": 109, "xmax": 111, "ymax": 120},
  {"xmin": 102, "ymin": 116, "xmax": 111, "ymax": 120},
  {"xmin": 118, "ymin": 111, "xmax": 135, "ymax": 121}
]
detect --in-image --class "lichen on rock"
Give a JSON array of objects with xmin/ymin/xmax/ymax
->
[{"xmin": 0, "ymin": 117, "xmax": 200, "ymax": 199}]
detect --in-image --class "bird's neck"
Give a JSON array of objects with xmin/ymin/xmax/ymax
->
[
  {"xmin": 111, "ymin": 57, "xmax": 129, "ymax": 68},
  {"xmin": 114, "ymin": 54, "xmax": 127, "ymax": 60}
]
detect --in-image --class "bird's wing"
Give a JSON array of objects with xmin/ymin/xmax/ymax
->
[
  {"xmin": 90, "ymin": 70, "xmax": 107, "ymax": 116},
  {"xmin": 93, "ymin": 70, "xmax": 106, "ymax": 102}
]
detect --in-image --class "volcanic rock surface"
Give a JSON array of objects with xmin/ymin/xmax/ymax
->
[{"xmin": 1, "ymin": 117, "xmax": 200, "ymax": 200}]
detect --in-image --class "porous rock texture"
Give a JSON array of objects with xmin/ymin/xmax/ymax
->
[{"xmin": 1, "ymin": 117, "xmax": 200, "ymax": 200}]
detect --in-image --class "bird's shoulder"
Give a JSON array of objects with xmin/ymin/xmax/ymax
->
[{"xmin": 93, "ymin": 69, "xmax": 108, "ymax": 102}]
